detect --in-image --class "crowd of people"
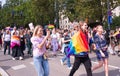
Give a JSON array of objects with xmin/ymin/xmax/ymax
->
[
  {"xmin": 0, "ymin": 21, "xmax": 120, "ymax": 76},
  {"xmin": 0, "ymin": 27, "xmax": 33, "ymax": 60}
]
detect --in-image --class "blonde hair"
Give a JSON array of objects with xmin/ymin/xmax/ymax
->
[
  {"xmin": 32, "ymin": 25, "xmax": 43, "ymax": 37},
  {"xmin": 96, "ymin": 25, "xmax": 102, "ymax": 30}
]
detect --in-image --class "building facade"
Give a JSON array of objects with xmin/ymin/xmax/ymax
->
[{"xmin": 59, "ymin": 10, "xmax": 70, "ymax": 29}]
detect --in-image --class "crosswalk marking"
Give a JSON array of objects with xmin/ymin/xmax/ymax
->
[
  {"xmin": 10, "ymin": 57, "xmax": 120, "ymax": 72},
  {"xmin": 92, "ymin": 61, "xmax": 120, "ymax": 70},
  {"xmin": 12, "ymin": 64, "xmax": 26, "ymax": 70}
]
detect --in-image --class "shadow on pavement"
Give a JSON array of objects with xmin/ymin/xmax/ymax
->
[
  {"xmin": 23, "ymin": 55, "xmax": 32, "ymax": 59},
  {"xmin": 90, "ymin": 56, "xmax": 97, "ymax": 61},
  {"xmin": 80, "ymin": 69, "xmax": 120, "ymax": 76},
  {"xmin": 0, "ymin": 66, "xmax": 11, "ymax": 70},
  {"xmin": 0, "ymin": 58, "xmax": 11, "ymax": 62}
]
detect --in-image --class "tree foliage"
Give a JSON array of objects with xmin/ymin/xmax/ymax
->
[
  {"xmin": 112, "ymin": 16, "xmax": 120, "ymax": 29},
  {"xmin": 0, "ymin": 0, "xmax": 55, "ymax": 28},
  {"xmin": 32, "ymin": 0, "xmax": 55, "ymax": 25},
  {"xmin": 64, "ymin": 0, "xmax": 120, "ymax": 22},
  {"xmin": 0, "ymin": 0, "xmax": 120, "ymax": 28}
]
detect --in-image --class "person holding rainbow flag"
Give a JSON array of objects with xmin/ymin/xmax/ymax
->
[{"xmin": 68, "ymin": 21, "xmax": 92, "ymax": 76}]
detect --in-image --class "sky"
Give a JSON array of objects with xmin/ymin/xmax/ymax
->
[{"xmin": 0, "ymin": 0, "xmax": 6, "ymax": 6}]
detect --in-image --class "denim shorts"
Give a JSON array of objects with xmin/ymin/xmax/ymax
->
[{"xmin": 95, "ymin": 50, "xmax": 109, "ymax": 61}]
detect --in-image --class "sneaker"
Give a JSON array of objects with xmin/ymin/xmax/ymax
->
[
  {"xmin": 12, "ymin": 57, "xmax": 16, "ymax": 60},
  {"xmin": 60, "ymin": 59, "xmax": 64, "ymax": 65},
  {"xmin": 68, "ymin": 66, "xmax": 72, "ymax": 70},
  {"xmin": 19, "ymin": 57, "xmax": 23, "ymax": 60}
]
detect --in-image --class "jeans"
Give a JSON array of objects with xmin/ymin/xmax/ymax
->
[
  {"xmin": 33, "ymin": 55, "xmax": 49, "ymax": 76},
  {"xmin": 69, "ymin": 55, "xmax": 92, "ymax": 76},
  {"xmin": 27, "ymin": 42, "xmax": 32, "ymax": 55},
  {"xmin": 62, "ymin": 47, "xmax": 71, "ymax": 67},
  {"xmin": 4, "ymin": 41, "xmax": 10, "ymax": 55}
]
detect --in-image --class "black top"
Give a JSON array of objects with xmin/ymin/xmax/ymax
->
[
  {"xmin": 64, "ymin": 35, "xmax": 70, "ymax": 44},
  {"xmin": 20, "ymin": 35, "xmax": 25, "ymax": 50}
]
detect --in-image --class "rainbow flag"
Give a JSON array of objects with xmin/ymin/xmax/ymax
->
[
  {"xmin": 67, "ymin": 30, "xmax": 89, "ymax": 57},
  {"xmin": 48, "ymin": 24, "xmax": 54, "ymax": 29}
]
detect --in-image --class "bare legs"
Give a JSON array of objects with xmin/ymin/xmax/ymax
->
[
  {"xmin": 92, "ymin": 61, "xmax": 103, "ymax": 71},
  {"xmin": 104, "ymin": 59, "xmax": 108, "ymax": 76},
  {"xmin": 92, "ymin": 59, "xmax": 108, "ymax": 76}
]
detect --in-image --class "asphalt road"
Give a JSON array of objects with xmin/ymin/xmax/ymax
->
[{"xmin": 0, "ymin": 50, "xmax": 120, "ymax": 76}]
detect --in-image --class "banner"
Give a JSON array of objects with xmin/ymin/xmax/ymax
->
[{"xmin": 29, "ymin": 23, "xmax": 34, "ymax": 30}]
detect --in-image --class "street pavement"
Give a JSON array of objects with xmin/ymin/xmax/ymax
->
[{"xmin": 0, "ymin": 50, "xmax": 120, "ymax": 76}]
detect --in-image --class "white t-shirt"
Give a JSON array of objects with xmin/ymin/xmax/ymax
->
[
  {"xmin": 51, "ymin": 33, "xmax": 58, "ymax": 39},
  {"xmin": 3, "ymin": 34, "xmax": 11, "ymax": 41},
  {"xmin": 11, "ymin": 30, "xmax": 19, "ymax": 36}
]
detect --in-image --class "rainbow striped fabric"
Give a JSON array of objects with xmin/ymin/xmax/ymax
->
[{"xmin": 67, "ymin": 30, "xmax": 89, "ymax": 57}]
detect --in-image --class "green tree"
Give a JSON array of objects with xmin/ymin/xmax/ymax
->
[
  {"xmin": 64, "ymin": 0, "xmax": 120, "ymax": 22},
  {"xmin": 0, "ymin": 0, "xmax": 31, "ymax": 27},
  {"xmin": 1, "ymin": 0, "xmax": 120, "ymax": 28},
  {"xmin": 0, "ymin": 0, "xmax": 55, "ymax": 27},
  {"xmin": 111, "ymin": 16, "xmax": 120, "ymax": 29},
  {"xmin": 32, "ymin": 0, "xmax": 55, "ymax": 25}
]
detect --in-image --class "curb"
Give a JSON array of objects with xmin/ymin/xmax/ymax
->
[{"xmin": 0, "ymin": 67, "xmax": 9, "ymax": 76}]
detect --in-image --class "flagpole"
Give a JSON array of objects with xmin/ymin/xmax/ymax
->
[
  {"xmin": 107, "ymin": 0, "xmax": 110, "ymax": 30},
  {"xmin": 107, "ymin": 0, "xmax": 112, "ymax": 46}
]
